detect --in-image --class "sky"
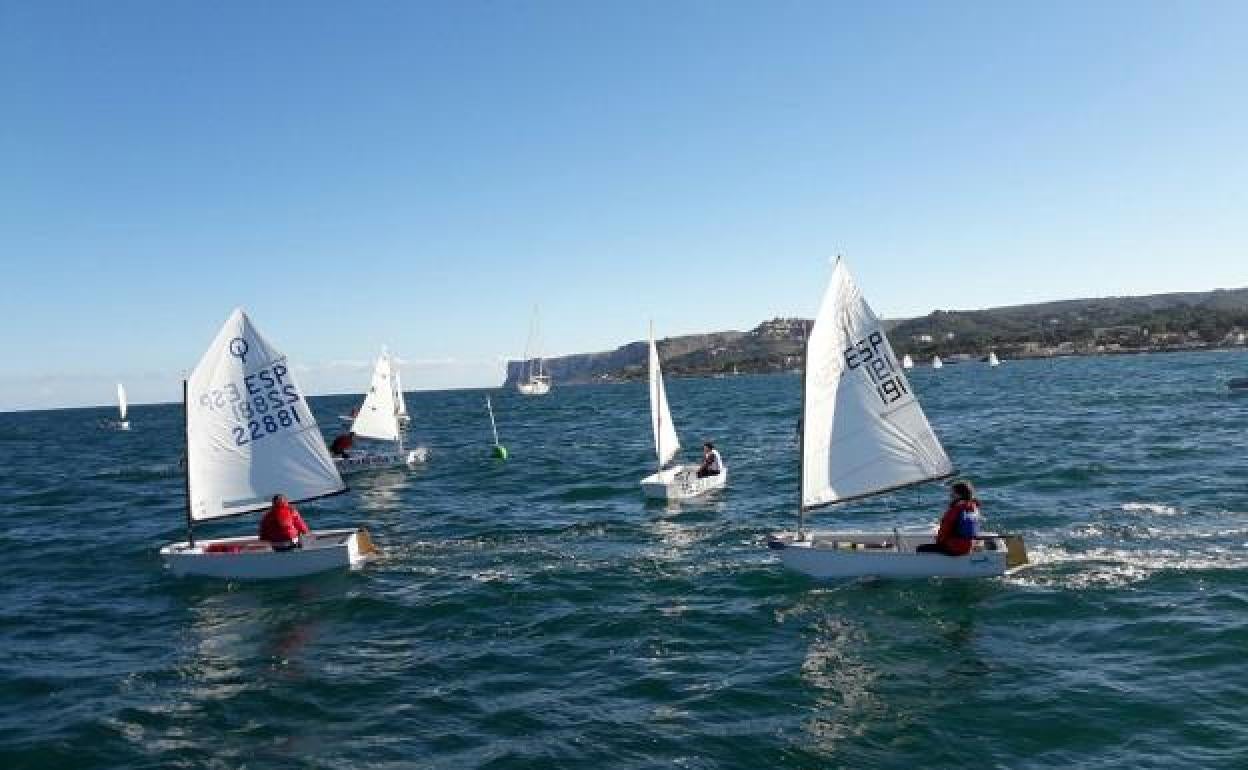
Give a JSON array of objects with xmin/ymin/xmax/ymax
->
[{"xmin": 2, "ymin": 0, "xmax": 1245, "ymax": 411}]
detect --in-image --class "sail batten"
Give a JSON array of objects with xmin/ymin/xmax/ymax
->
[
  {"xmin": 800, "ymin": 260, "xmax": 953, "ymax": 509},
  {"xmin": 351, "ymin": 351, "xmax": 402, "ymax": 441},
  {"xmin": 187, "ymin": 309, "xmax": 345, "ymax": 523},
  {"xmin": 648, "ymin": 330, "xmax": 680, "ymax": 467}
]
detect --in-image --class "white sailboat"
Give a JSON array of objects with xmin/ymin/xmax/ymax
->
[
  {"xmin": 516, "ymin": 307, "xmax": 552, "ymax": 396},
  {"xmin": 116, "ymin": 383, "xmax": 130, "ymax": 430},
  {"xmin": 639, "ymin": 324, "xmax": 727, "ymax": 500},
  {"xmin": 987, "ymin": 351, "xmax": 1000, "ymax": 367},
  {"xmin": 766, "ymin": 260, "xmax": 1027, "ymax": 579},
  {"xmin": 901, "ymin": 354, "xmax": 914, "ymax": 370},
  {"xmin": 336, "ymin": 349, "xmax": 428, "ymax": 473},
  {"xmin": 931, "ymin": 355, "xmax": 944, "ymax": 369},
  {"xmin": 160, "ymin": 309, "xmax": 377, "ymax": 580}
]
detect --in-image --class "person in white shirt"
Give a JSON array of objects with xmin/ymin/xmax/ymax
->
[{"xmin": 696, "ymin": 442, "xmax": 723, "ymax": 478}]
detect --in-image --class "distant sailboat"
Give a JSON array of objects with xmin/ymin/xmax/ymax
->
[
  {"xmin": 766, "ymin": 259, "xmax": 1028, "ymax": 579},
  {"xmin": 159, "ymin": 309, "xmax": 378, "ymax": 580},
  {"xmin": 901, "ymin": 354, "xmax": 914, "ymax": 370},
  {"xmin": 336, "ymin": 349, "xmax": 428, "ymax": 473},
  {"xmin": 393, "ymin": 366, "xmax": 411, "ymax": 426},
  {"xmin": 988, "ymin": 351, "xmax": 1000, "ymax": 367},
  {"xmin": 516, "ymin": 306, "xmax": 552, "ymax": 396},
  {"xmin": 639, "ymin": 323, "xmax": 727, "ymax": 500},
  {"xmin": 116, "ymin": 383, "xmax": 130, "ymax": 430},
  {"xmin": 932, "ymin": 355, "xmax": 944, "ymax": 369}
]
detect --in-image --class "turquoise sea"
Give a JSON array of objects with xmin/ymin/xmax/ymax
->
[{"xmin": 2, "ymin": 350, "xmax": 1247, "ymax": 769}]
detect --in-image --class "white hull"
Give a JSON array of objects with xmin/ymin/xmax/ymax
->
[
  {"xmin": 334, "ymin": 447, "xmax": 428, "ymax": 474},
  {"xmin": 160, "ymin": 528, "xmax": 377, "ymax": 580},
  {"xmin": 767, "ymin": 530, "xmax": 1028, "ymax": 579},
  {"xmin": 640, "ymin": 465, "xmax": 727, "ymax": 500},
  {"xmin": 516, "ymin": 379, "xmax": 551, "ymax": 396}
]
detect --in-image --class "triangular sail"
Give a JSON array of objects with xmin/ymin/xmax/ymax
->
[
  {"xmin": 117, "ymin": 383, "xmax": 128, "ymax": 420},
  {"xmin": 393, "ymin": 365, "xmax": 409, "ymax": 417},
  {"xmin": 351, "ymin": 351, "xmax": 401, "ymax": 441},
  {"xmin": 901, "ymin": 354, "xmax": 913, "ymax": 370},
  {"xmin": 187, "ymin": 309, "xmax": 345, "ymax": 522},
  {"xmin": 801, "ymin": 260, "xmax": 954, "ymax": 510},
  {"xmin": 988, "ymin": 351, "xmax": 1000, "ymax": 367},
  {"xmin": 649, "ymin": 329, "xmax": 680, "ymax": 467},
  {"xmin": 932, "ymin": 355, "xmax": 943, "ymax": 369}
]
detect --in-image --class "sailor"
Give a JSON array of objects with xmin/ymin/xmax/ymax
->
[
  {"xmin": 330, "ymin": 431, "xmax": 355, "ymax": 458},
  {"xmin": 917, "ymin": 480, "xmax": 981, "ymax": 556},
  {"xmin": 696, "ymin": 442, "xmax": 724, "ymax": 478},
  {"xmin": 259, "ymin": 494, "xmax": 310, "ymax": 552}
]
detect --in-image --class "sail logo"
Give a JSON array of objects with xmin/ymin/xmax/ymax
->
[{"xmin": 843, "ymin": 331, "xmax": 911, "ymax": 406}]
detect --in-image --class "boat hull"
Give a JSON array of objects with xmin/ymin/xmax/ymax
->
[
  {"xmin": 334, "ymin": 447, "xmax": 428, "ymax": 474},
  {"xmin": 516, "ymin": 379, "xmax": 551, "ymax": 396},
  {"xmin": 767, "ymin": 530, "xmax": 1026, "ymax": 579},
  {"xmin": 640, "ymin": 466, "xmax": 727, "ymax": 500},
  {"xmin": 160, "ymin": 528, "xmax": 377, "ymax": 580}
]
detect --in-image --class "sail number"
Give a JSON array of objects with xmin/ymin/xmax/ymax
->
[
  {"xmin": 196, "ymin": 362, "xmax": 308, "ymax": 446},
  {"xmin": 843, "ymin": 331, "xmax": 910, "ymax": 405}
]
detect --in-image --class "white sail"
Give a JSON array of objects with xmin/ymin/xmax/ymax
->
[
  {"xmin": 801, "ymin": 260, "xmax": 953, "ymax": 510},
  {"xmin": 393, "ymin": 366, "xmax": 409, "ymax": 417},
  {"xmin": 117, "ymin": 383, "xmax": 128, "ymax": 420},
  {"xmin": 351, "ymin": 351, "xmax": 401, "ymax": 442},
  {"xmin": 187, "ymin": 309, "xmax": 345, "ymax": 523},
  {"xmin": 932, "ymin": 355, "xmax": 943, "ymax": 369},
  {"xmin": 901, "ymin": 354, "xmax": 914, "ymax": 369},
  {"xmin": 649, "ymin": 328, "xmax": 680, "ymax": 467},
  {"xmin": 988, "ymin": 351, "xmax": 1000, "ymax": 367}
]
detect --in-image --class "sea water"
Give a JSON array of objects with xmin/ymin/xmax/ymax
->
[{"xmin": 1, "ymin": 350, "xmax": 1246, "ymax": 768}]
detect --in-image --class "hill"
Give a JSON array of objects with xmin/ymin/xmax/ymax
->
[{"xmin": 503, "ymin": 287, "xmax": 1248, "ymax": 385}]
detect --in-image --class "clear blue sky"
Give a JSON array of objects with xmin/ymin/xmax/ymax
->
[{"xmin": 2, "ymin": 1, "xmax": 1245, "ymax": 410}]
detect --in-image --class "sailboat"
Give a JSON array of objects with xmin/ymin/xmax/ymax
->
[
  {"xmin": 901, "ymin": 354, "xmax": 914, "ymax": 370},
  {"xmin": 516, "ymin": 307, "xmax": 552, "ymax": 395},
  {"xmin": 639, "ymin": 324, "xmax": 727, "ymax": 500},
  {"xmin": 931, "ymin": 355, "xmax": 944, "ymax": 369},
  {"xmin": 160, "ymin": 309, "xmax": 377, "ymax": 580},
  {"xmin": 987, "ymin": 351, "xmax": 1000, "ymax": 367},
  {"xmin": 116, "ymin": 383, "xmax": 130, "ymax": 430},
  {"xmin": 336, "ymin": 349, "xmax": 428, "ymax": 473},
  {"xmin": 766, "ymin": 260, "xmax": 1028, "ymax": 579}
]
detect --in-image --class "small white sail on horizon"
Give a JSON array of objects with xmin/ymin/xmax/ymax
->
[
  {"xmin": 931, "ymin": 355, "xmax": 944, "ymax": 369},
  {"xmin": 187, "ymin": 309, "xmax": 345, "ymax": 523},
  {"xmin": 517, "ymin": 306, "xmax": 552, "ymax": 395},
  {"xmin": 988, "ymin": 351, "xmax": 1000, "ymax": 367},
  {"xmin": 393, "ymin": 366, "xmax": 410, "ymax": 422},
  {"xmin": 901, "ymin": 354, "xmax": 914, "ymax": 369},
  {"xmin": 116, "ymin": 383, "xmax": 130, "ymax": 429}
]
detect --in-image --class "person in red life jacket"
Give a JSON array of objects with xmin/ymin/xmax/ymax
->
[
  {"xmin": 259, "ymin": 494, "xmax": 310, "ymax": 552},
  {"xmin": 330, "ymin": 432, "xmax": 355, "ymax": 458},
  {"xmin": 916, "ymin": 480, "xmax": 981, "ymax": 556}
]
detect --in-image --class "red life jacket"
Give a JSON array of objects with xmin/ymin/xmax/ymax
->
[
  {"xmin": 259, "ymin": 500, "xmax": 309, "ymax": 543},
  {"xmin": 936, "ymin": 500, "xmax": 978, "ymax": 556}
]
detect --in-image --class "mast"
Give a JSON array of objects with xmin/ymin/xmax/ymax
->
[
  {"xmin": 487, "ymin": 396, "xmax": 501, "ymax": 445},
  {"xmin": 652, "ymin": 321, "xmax": 662, "ymax": 474},
  {"xmin": 797, "ymin": 322, "xmax": 809, "ymax": 538},
  {"xmin": 182, "ymin": 379, "xmax": 195, "ymax": 547}
]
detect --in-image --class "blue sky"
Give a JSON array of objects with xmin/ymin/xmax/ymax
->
[{"xmin": 2, "ymin": 1, "xmax": 1245, "ymax": 410}]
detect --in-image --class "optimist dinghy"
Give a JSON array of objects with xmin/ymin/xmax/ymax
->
[
  {"xmin": 335, "ymin": 349, "xmax": 428, "ymax": 473},
  {"xmin": 639, "ymin": 324, "xmax": 726, "ymax": 500},
  {"xmin": 766, "ymin": 259, "xmax": 1028, "ymax": 579},
  {"xmin": 159, "ymin": 309, "xmax": 377, "ymax": 580}
]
